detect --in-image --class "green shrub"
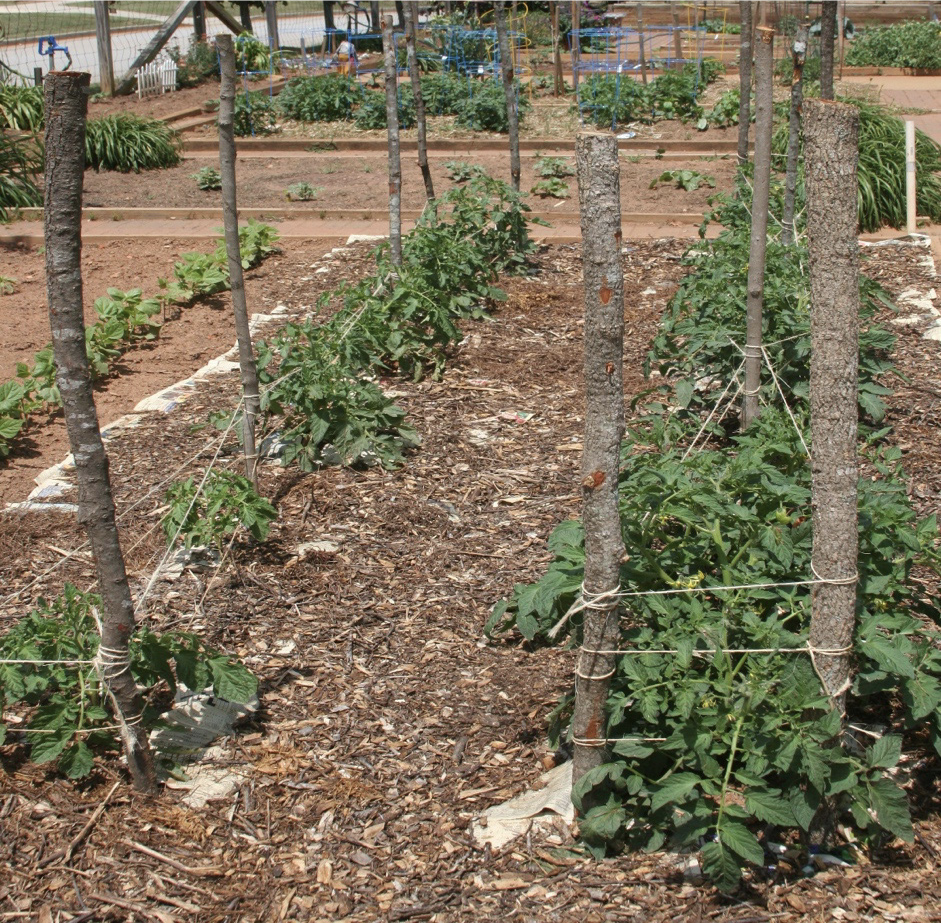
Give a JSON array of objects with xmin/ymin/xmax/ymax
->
[
  {"xmin": 0, "ymin": 85, "xmax": 44, "ymax": 131},
  {"xmin": 84, "ymin": 114, "xmax": 182, "ymax": 172},
  {"xmin": 234, "ymin": 31, "xmax": 271, "ymax": 73},
  {"xmin": 234, "ymin": 90, "xmax": 277, "ymax": 136},
  {"xmin": 285, "ymin": 182, "xmax": 320, "ymax": 201},
  {"xmin": 420, "ymin": 71, "xmax": 472, "ymax": 114},
  {"xmin": 0, "ymin": 131, "xmax": 41, "ymax": 222},
  {"xmin": 846, "ymin": 19, "xmax": 941, "ymax": 70},
  {"xmin": 353, "ymin": 87, "xmax": 417, "ymax": 131},
  {"xmin": 169, "ymin": 37, "xmax": 220, "ymax": 87},
  {"xmin": 276, "ymin": 74, "xmax": 362, "ymax": 122},
  {"xmin": 193, "ymin": 166, "xmax": 222, "ymax": 190},
  {"xmin": 454, "ymin": 80, "xmax": 530, "ymax": 132}
]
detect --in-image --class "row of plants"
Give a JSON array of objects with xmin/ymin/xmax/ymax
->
[
  {"xmin": 0, "ymin": 583, "xmax": 258, "ymax": 779},
  {"xmin": 845, "ymin": 19, "xmax": 941, "ymax": 71},
  {"xmin": 244, "ymin": 71, "xmax": 530, "ymax": 137},
  {"xmin": 0, "ymin": 222, "xmax": 280, "ymax": 460},
  {"xmin": 487, "ymin": 182, "xmax": 941, "ymax": 890},
  {"xmin": 577, "ymin": 62, "xmax": 731, "ymax": 131}
]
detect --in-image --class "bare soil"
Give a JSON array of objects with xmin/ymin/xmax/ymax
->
[{"xmin": 1, "ymin": 237, "xmax": 940, "ymax": 923}]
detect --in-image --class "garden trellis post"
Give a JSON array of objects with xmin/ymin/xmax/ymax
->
[
  {"xmin": 782, "ymin": 21, "xmax": 809, "ymax": 246},
  {"xmin": 93, "ymin": 1, "xmax": 115, "ymax": 96},
  {"xmin": 402, "ymin": 1, "xmax": 434, "ymax": 203},
  {"xmin": 571, "ymin": 1, "xmax": 580, "ymax": 92},
  {"xmin": 551, "ymin": 2, "xmax": 563, "ymax": 97},
  {"xmin": 736, "ymin": 1, "xmax": 753, "ymax": 166},
  {"xmin": 216, "ymin": 34, "xmax": 261, "ymax": 487},
  {"xmin": 382, "ymin": 14, "xmax": 402, "ymax": 265},
  {"xmin": 804, "ymin": 98, "xmax": 861, "ymax": 844},
  {"xmin": 44, "ymin": 71, "xmax": 157, "ymax": 793},
  {"xmin": 636, "ymin": 4, "xmax": 648, "ymax": 85},
  {"xmin": 671, "ymin": 3, "xmax": 683, "ymax": 63},
  {"xmin": 495, "ymin": 1, "xmax": 521, "ymax": 194},
  {"xmin": 264, "ymin": 1, "xmax": 280, "ymax": 53},
  {"xmin": 572, "ymin": 132, "xmax": 625, "ymax": 788},
  {"xmin": 820, "ymin": 1, "xmax": 837, "ymax": 100},
  {"xmin": 741, "ymin": 25, "xmax": 774, "ymax": 429},
  {"xmin": 805, "ymin": 98, "xmax": 860, "ymax": 723}
]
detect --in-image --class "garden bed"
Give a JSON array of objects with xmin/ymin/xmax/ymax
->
[{"xmin": 0, "ymin": 234, "xmax": 940, "ymax": 921}]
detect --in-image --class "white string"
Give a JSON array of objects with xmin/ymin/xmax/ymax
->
[
  {"xmin": 681, "ymin": 359, "xmax": 745, "ymax": 460},
  {"xmin": 761, "ymin": 344, "xmax": 811, "ymax": 456}
]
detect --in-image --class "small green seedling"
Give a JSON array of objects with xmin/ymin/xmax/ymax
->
[
  {"xmin": 533, "ymin": 155, "xmax": 575, "ymax": 179},
  {"xmin": 649, "ymin": 169, "xmax": 716, "ymax": 192},
  {"xmin": 192, "ymin": 166, "xmax": 222, "ymax": 190},
  {"xmin": 285, "ymin": 182, "xmax": 321, "ymax": 201},
  {"xmin": 531, "ymin": 177, "xmax": 570, "ymax": 199}
]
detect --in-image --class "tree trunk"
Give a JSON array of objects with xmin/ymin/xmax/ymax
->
[
  {"xmin": 193, "ymin": 1, "xmax": 206, "ymax": 41},
  {"xmin": 805, "ymin": 97, "xmax": 860, "ymax": 718},
  {"xmin": 216, "ymin": 35, "xmax": 261, "ymax": 486},
  {"xmin": 264, "ymin": 0, "xmax": 279, "ymax": 52},
  {"xmin": 741, "ymin": 25, "xmax": 774, "ymax": 430},
  {"xmin": 636, "ymin": 4, "xmax": 648, "ymax": 85},
  {"xmin": 323, "ymin": 1, "xmax": 335, "ymax": 34},
  {"xmin": 44, "ymin": 71, "xmax": 157, "ymax": 794},
  {"xmin": 671, "ymin": 3, "xmax": 683, "ymax": 63},
  {"xmin": 369, "ymin": 1, "xmax": 380, "ymax": 32},
  {"xmin": 571, "ymin": 0, "xmax": 579, "ymax": 92},
  {"xmin": 402, "ymin": 1, "xmax": 434, "ymax": 202},
  {"xmin": 782, "ymin": 22, "xmax": 808, "ymax": 246},
  {"xmin": 237, "ymin": 1, "xmax": 253, "ymax": 33},
  {"xmin": 572, "ymin": 132, "xmax": 625, "ymax": 790},
  {"xmin": 494, "ymin": 1, "xmax": 520, "ymax": 194},
  {"xmin": 94, "ymin": 1, "xmax": 115, "ymax": 96},
  {"xmin": 804, "ymin": 97, "xmax": 860, "ymax": 846},
  {"xmin": 736, "ymin": 0, "xmax": 753, "ymax": 166},
  {"xmin": 820, "ymin": 0, "xmax": 837, "ymax": 100},
  {"xmin": 382, "ymin": 14, "xmax": 402, "ymax": 265}
]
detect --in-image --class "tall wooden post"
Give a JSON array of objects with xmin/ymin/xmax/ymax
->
[
  {"xmin": 495, "ymin": 1, "xmax": 520, "ymax": 193},
  {"xmin": 44, "ymin": 71, "xmax": 157, "ymax": 793},
  {"xmin": 820, "ymin": 0, "xmax": 837, "ymax": 100},
  {"xmin": 782, "ymin": 22, "xmax": 809, "ymax": 245},
  {"xmin": 265, "ymin": 0, "xmax": 280, "ymax": 52},
  {"xmin": 906, "ymin": 120, "xmax": 917, "ymax": 235},
  {"xmin": 636, "ymin": 4, "xmax": 648, "ymax": 85},
  {"xmin": 193, "ymin": 1, "xmax": 206, "ymax": 40},
  {"xmin": 551, "ymin": 2, "xmax": 563, "ymax": 97},
  {"xmin": 737, "ymin": 0, "xmax": 753, "ymax": 166},
  {"xmin": 571, "ymin": 0, "xmax": 580, "ymax": 92},
  {"xmin": 671, "ymin": 3, "xmax": 683, "ymax": 63},
  {"xmin": 382, "ymin": 14, "xmax": 402, "ymax": 265},
  {"xmin": 572, "ymin": 132, "xmax": 625, "ymax": 789},
  {"xmin": 94, "ymin": 1, "xmax": 115, "ymax": 96},
  {"xmin": 403, "ymin": 1, "xmax": 434, "ymax": 202},
  {"xmin": 216, "ymin": 35, "xmax": 261, "ymax": 487},
  {"xmin": 805, "ymin": 98, "xmax": 861, "ymax": 842},
  {"xmin": 741, "ymin": 24, "xmax": 774, "ymax": 429}
]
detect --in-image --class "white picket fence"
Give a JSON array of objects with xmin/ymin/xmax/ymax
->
[{"xmin": 136, "ymin": 56, "xmax": 178, "ymax": 99}]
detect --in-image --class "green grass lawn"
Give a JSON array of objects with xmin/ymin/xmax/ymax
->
[{"xmin": 1, "ymin": 9, "xmax": 161, "ymax": 42}]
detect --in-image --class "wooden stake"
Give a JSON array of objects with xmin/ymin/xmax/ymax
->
[
  {"xmin": 495, "ymin": 1, "xmax": 520, "ymax": 193},
  {"xmin": 93, "ymin": 1, "xmax": 114, "ymax": 96},
  {"xmin": 403, "ymin": 1, "xmax": 434, "ymax": 202},
  {"xmin": 741, "ymin": 25, "xmax": 774, "ymax": 429},
  {"xmin": 572, "ymin": 132, "xmax": 625, "ymax": 788},
  {"xmin": 44, "ymin": 71, "xmax": 156, "ymax": 793},
  {"xmin": 820, "ymin": 0, "xmax": 837, "ymax": 100},
  {"xmin": 571, "ymin": 1, "xmax": 580, "ymax": 92},
  {"xmin": 636, "ymin": 4, "xmax": 648, "ymax": 85},
  {"xmin": 216, "ymin": 34, "xmax": 261, "ymax": 487},
  {"xmin": 782, "ymin": 21, "xmax": 809, "ymax": 245},
  {"xmin": 736, "ymin": 0, "xmax": 753, "ymax": 166},
  {"xmin": 382, "ymin": 14, "xmax": 402, "ymax": 264},
  {"xmin": 551, "ymin": 2, "xmax": 563, "ymax": 97}
]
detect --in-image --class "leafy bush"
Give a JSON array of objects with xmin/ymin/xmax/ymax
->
[
  {"xmin": 0, "ymin": 584, "xmax": 257, "ymax": 778},
  {"xmin": 0, "ymin": 130, "xmax": 41, "ymax": 222},
  {"xmin": 169, "ymin": 38, "xmax": 220, "ymax": 88},
  {"xmin": 444, "ymin": 159, "xmax": 487, "ymax": 183},
  {"xmin": 846, "ymin": 19, "xmax": 941, "ymax": 70},
  {"xmin": 276, "ymin": 74, "xmax": 363, "ymax": 122},
  {"xmin": 531, "ymin": 177, "xmax": 569, "ymax": 198},
  {"xmin": 353, "ymin": 87, "xmax": 417, "ymax": 131},
  {"xmin": 234, "ymin": 90, "xmax": 277, "ymax": 136},
  {"xmin": 454, "ymin": 79, "xmax": 530, "ymax": 132},
  {"xmin": 84, "ymin": 114, "xmax": 182, "ymax": 172},
  {"xmin": 193, "ymin": 165, "xmax": 222, "ymax": 190},
  {"xmin": 235, "ymin": 31, "xmax": 271, "ymax": 73},
  {"xmin": 0, "ymin": 84, "xmax": 44, "ymax": 131},
  {"xmin": 534, "ymin": 155, "xmax": 575, "ymax": 178},
  {"xmin": 420, "ymin": 71, "xmax": 472, "ymax": 115},
  {"xmin": 649, "ymin": 169, "xmax": 715, "ymax": 191},
  {"xmin": 163, "ymin": 469, "xmax": 277, "ymax": 548},
  {"xmin": 706, "ymin": 88, "xmax": 742, "ymax": 128},
  {"xmin": 577, "ymin": 72, "xmax": 702, "ymax": 128}
]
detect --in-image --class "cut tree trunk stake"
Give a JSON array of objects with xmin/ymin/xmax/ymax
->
[
  {"xmin": 636, "ymin": 4, "xmax": 648, "ymax": 85},
  {"xmin": 741, "ymin": 24, "xmax": 774, "ymax": 429},
  {"xmin": 216, "ymin": 34, "xmax": 260, "ymax": 487},
  {"xmin": 571, "ymin": 1, "xmax": 580, "ymax": 92},
  {"xmin": 402, "ymin": 1, "xmax": 434, "ymax": 202},
  {"xmin": 820, "ymin": 1, "xmax": 837, "ymax": 100},
  {"xmin": 382, "ymin": 14, "xmax": 402, "ymax": 264},
  {"xmin": 44, "ymin": 70, "xmax": 157, "ymax": 793},
  {"xmin": 737, "ymin": 1, "xmax": 753, "ymax": 166},
  {"xmin": 495, "ymin": 1, "xmax": 521, "ymax": 194},
  {"xmin": 805, "ymin": 97, "xmax": 861, "ymax": 843},
  {"xmin": 572, "ymin": 132, "xmax": 625, "ymax": 790},
  {"xmin": 782, "ymin": 22, "xmax": 809, "ymax": 245}
]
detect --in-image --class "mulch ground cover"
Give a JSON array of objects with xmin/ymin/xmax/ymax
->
[{"xmin": 0, "ymin": 235, "xmax": 940, "ymax": 923}]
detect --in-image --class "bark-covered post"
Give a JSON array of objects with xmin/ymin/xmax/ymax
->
[
  {"xmin": 736, "ymin": 0, "xmax": 753, "ymax": 166},
  {"xmin": 94, "ymin": 1, "xmax": 115, "ymax": 96},
  {"xmin": 782, "ymin": 21, "xmax": 809, "ymax": 245},
  {"xmin": 805, "ymin": 99, "xmax": 860, "ymax": 840},
  {"xmin": 906, "ymin": 120, "xmax": 917, "ymax": 235},
  {"xmin": 264, "ymin": 0, "xmax": 280, "ymax": 53},
  {"xmin": 495, "ymin": 1, "xmax": 521, "ymax": 194},
  {"xmin": 571, "ymin": 0, "xmax": 580, "ymax": 92},
  {"xmin": 551, "ymin": 2, "xmax": 563, "ymax": 97},
  {"xmin": 44, "ymin": 72, "xmax": 157, "ymax": 793},
  {"xmin": 636, "ymin": 4, "xmax": 648, "ymax": 85},
  {"xmin": 402, "ymin": 1, "xmax": 434, "ymax": 203},
  {"xmin": 382, "ymin": 14, "xmax": 402, "ymax": 264},
  {"xmin": 671, "ymin": 3, "xmax": 683, "ymax": 63},
  {"xmin": 741, "ymin": 25, "xmax": 774, "ymax": 429},
  {"xmin": 216, "ymin": 35, "xmax": 261, "ymax": 486},
  {"xmin": 820, "ymin": 1, "xmax": 837, "ymax": 100},
  {"xmin": 572, "ymin": 132, "xmax": 625, "ymax": 788}
]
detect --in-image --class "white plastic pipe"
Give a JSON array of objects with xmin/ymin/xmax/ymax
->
[{"xmin": 906, "ymin": 119, "xmax": 917, "ymax": 235}]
